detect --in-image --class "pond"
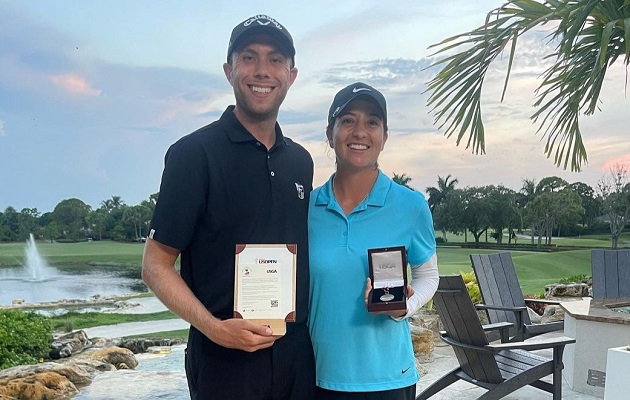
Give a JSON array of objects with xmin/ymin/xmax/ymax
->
[
  {"xmin": 0, "ymin": 234, "xmax": 147, "ymax": 306},
  {"xmin": 0, "ymin": 263, "xmax": 147, "ymax": 306}
]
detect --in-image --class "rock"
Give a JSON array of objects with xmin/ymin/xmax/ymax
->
[
  {"xmin": 411, "ymin": 326, "xmax": 435, "ymax": 363},
  {"xmin": 0, "ymin": 362, "xmax": 93, "ymax": 400},
  {"xmin": 50, "ymin": 330, "xmax": 93, "ymax": 359},
  {"xmin": 544, "ymin": 282, "xmax": 589, "ymax": 298},
  {"xmin": 85, "ymin": 347, "xmax": 139, "ymax": 369},
  {"xmin": 119, "ymin": 338, "xmax": 181, "ymax": 354},
  {"xmin": 50, "ymin": 343, "xmax": 73, "ymax": 359},
  {"xmin": 0, "ymin": 362, "xmax": 92, "ymax": 387},
  {"xmin": 540, "ymin": 305, "xmax": 565, "ymax": 324},
  {"xmin": 0, "ymin": 371, "xmax": 78, "ymax": 400},
  {"xmin": 0, "ymin": 346, "xmax": 139, "ymax": 399},
  {"xmin": 90, "ymin": 337, "xmax": 110, "ymax": 347}
]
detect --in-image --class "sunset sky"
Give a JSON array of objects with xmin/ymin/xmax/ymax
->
[{"xmin": 1, "ymin": 0, "xmax": 628, "ymax": 212}]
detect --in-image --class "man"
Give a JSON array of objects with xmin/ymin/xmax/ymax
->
[{"xmin": 142, "ymin": 14, "xmax": 315, "ymax": 400}]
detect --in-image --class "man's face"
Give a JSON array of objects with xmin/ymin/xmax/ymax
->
[{"xmin": 223, "ymin": 34, "xmax": 297, "ymax": 122}]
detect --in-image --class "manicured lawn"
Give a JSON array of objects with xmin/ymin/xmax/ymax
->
[
  {"xmin": 49, "ymin": 310, "xmax": 179, "ymax": 332},
  {"xmin": 435, "ymin": 248, "xmax": 592, "ymax": 295},
  {"xmin": 0, "ymin": 239, "xmax": 144, "ymax": 267},
  {"xmin": 124, "ymin": 329, "xmax": 189, "ymax": 340}
]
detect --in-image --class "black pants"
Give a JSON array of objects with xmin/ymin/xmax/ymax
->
[
  {"xmin": 316, "ymin": 385, "xmax": 416, "ymax": 400},
  {"xmin": 185, "ymin": 323, "xmax": 316, "ymax": 400}
]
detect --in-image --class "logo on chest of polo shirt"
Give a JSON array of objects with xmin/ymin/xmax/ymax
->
[{"xmin": 295, "ymin": 182, "xmax": 305, "ymax": 200}]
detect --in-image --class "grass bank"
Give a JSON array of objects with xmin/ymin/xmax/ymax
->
[
  {"xmin": 49, "ymin": 310, "xmax": 178, "ymax": 331},
  {"xmin": 0, "ymin": 240, "xmax": 144, "ymax": 267},
  {"xmin": 436, "ymin": 247, "xmax": 591, "ymax": 295}
]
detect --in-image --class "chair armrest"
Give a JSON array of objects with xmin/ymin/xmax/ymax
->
[
  {"xmin": 482, "ymin": 322, "xmax": 514, "ymax": 343},
  {"xmin": 440, "ymin": 333, "xmax": 494, "ymax": 353},
  {"xmin": 475, "ymin": 302, "xmax": 528, "ymax": 341},
  {"xmin": 482, "ymin": 322, "xmax": 514, "ymax": 332},
  {"xmin": 475, "ymin": 303, "xmax": 527, "ymax": 313},
  {"xmin": 486, "ymin": 336, "xmax": 576, "ymax": 351}
]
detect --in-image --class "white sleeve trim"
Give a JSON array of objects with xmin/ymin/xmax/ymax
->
[{"xmin": 390, "ymin": 253, "xmax": 439, "ymax": 321}]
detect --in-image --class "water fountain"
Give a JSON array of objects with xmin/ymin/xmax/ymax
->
[
  {"xmin": 0, "ymin": 234, "xmax": 146, "ymax": 306},
  {"xmin": 23, "ymin": 233, "xmax": 55, "ymax": 281}
]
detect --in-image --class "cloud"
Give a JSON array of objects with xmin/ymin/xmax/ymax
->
[
  {"xmin": 50, "ymin": 74, "xmax": 102, "ymax": 96},
  {"xmin": 0, "ymin": 119, "xmax": 5, "ymax": 137},
  {"xmin": 319, "ymin": 58, "xmax": 433, "ymax": 89}
]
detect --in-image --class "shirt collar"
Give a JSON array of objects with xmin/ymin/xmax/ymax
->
[
  {"xmin": 315, "ymin": 170, "xmax": 390, "ymax": 210},
  {"xmin": 220, "ymin": 105, "xmax": 290, "ymax": 148}
]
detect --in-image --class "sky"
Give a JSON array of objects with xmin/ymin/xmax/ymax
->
[{"xmin": 1, "ymin": 0, "xmax": 629, "ymax": 213}]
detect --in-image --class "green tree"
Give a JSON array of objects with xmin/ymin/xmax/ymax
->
[
  {"xmin": 523, "ymin": 189, "xmax": 584, "ymax": 246},
  {"xmin": 1, "ymin": 207, "xmax": 19, "ymax": 242},
  {"xmin": 100, "ymin": 196, "xmax": 127, "ymax": 240},
  {"xmin": 426, "ymin": 174, "xmax": 459, "ymax": 241},
  {"xmin": 52, "ymin": 198, "xmax": 92, "ymax": 241},
  {"xmin": 392, "ymin": 172, "xmax": 413, "ymax": 189},
  {"xmin": 440, "ymin": 186, "xmax": 493, "ymax": 247},
  {"xmin": 426, "ymin": 0, "xmax": 630, "ymax": 171},
  {"xmin": 460, "ymin": 187, "xmax": 493, "ymax": 247},
  {"xmin": 17, "ymin": 208, "xmax": 40, "ymax": 241},
  {"xmin": 569, "ymin": 181, "xmax": 601, "ymax": 228},
  {"xmin": 597, "ymin": 165, "xmax": 630, "ymax": 248},
  {"xmin": 123, "ymin": 204, "xmax": 152, "ymax": 240},
  {"xmin": 485, "ymin": 185, "xmax": 519, "ymax": 243},
  {"xmin": 536, "ymin": 176, "xmax": 569, "ymax": 193},
  {"xmin": 88, "ymin": 208, "xmax": 109, "ymax": 240}
]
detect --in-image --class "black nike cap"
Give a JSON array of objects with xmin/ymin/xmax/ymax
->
[{"xmin": 327, "ymin": 82, "xmax": 387, "ymax": 127}]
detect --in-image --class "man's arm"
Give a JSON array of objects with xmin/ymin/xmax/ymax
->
[{"xmin": 141, "ymin": 238, "xmax": 278, "ymax": 352}]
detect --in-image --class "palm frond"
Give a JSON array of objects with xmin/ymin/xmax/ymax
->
[{"xmin": 425, "ymin": 0, "xmax": 630, "ymax": 171}]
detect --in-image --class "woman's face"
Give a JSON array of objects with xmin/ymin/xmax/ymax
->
[{"xmin": 327, "ymin": 98, "xmax": 387, "ymax": 172}]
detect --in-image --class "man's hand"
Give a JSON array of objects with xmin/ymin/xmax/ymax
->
[
  {"xmin": 364, "ymin": 277, "xmax": 414, "ymax": 319},
  {"xmin": 206, "ymin": 318, "xmax": 279, "ymax": 352}
]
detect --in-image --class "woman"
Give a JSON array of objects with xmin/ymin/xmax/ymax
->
[{"xmin": 308, "ymin": 82, "xmax": 439, "ymax": 400}]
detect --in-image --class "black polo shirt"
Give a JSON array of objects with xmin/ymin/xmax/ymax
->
[{"xmin": 150, "ymin": 105, "xmax": 313, "ymax": 324}]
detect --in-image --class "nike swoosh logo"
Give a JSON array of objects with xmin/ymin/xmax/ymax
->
[
  {"xmin": 402, "ymin": 367, "xmax": 411, "ymax": 374},
  {"xmin": 352, "ymin": 87, "xmax": 371, "ymax": 93}
]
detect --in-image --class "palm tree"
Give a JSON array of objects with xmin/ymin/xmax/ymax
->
[
  {"xmin": 392, "ymin": 172, "xmax": 413, "ymax": 189},
  {"xmin": 425, "ymin": 0, "xmax": 630, "ymax": 171},
  {"xmin": 426, "ymin": 174, "xmax": 459, "ymax": 241}
]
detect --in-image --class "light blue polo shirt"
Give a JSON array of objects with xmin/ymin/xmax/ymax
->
[{"xmin": 308, "ymin": 170, "xmax": 435, "ymax": 392}]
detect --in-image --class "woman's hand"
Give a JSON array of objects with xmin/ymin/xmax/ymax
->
[{"xmin": 364, "ymin": 277, "xmax": 414, "ymax": 319}]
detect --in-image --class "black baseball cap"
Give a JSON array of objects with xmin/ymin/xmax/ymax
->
[
  {"xmin": 328, "ymin": 82, "xmax": 387, "ymax": 127},
  {"xmin": 227, "ymin": 14, "xmax": 296, "ymax": 63}
]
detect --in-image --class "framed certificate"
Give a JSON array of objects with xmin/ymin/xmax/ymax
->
[
  {"xmin": 367, "ymin": 246, "xmax": 408, "ymax": 312},
  {"xmin": 233, "ymin": 244, "xmax": 297, "ymax": 336}
]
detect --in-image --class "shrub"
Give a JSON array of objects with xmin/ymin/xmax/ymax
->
[
  {"xmin": 0, "ymin": 310, "xmax": 52, "ymax": 369},
  {"xmin": 559, "ymin": 274, "xmax": 590, "ymax": 284},
  {"xmin": 460, "ymin": 271, "xmax": 482, "ymax": 304}
]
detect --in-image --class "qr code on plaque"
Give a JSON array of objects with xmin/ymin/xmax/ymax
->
[{"xmin": 270, "ymin": 299, "xmax": 279, "ymax": 308}]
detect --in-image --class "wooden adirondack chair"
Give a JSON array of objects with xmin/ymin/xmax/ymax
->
[
  {"xmin": 416, "ymin": 275, "xmax": 575, "ymax": 400},
  {"xmin": 591, "ymin": 249, "xmax": 630, "ymax": 299},
  {"xmin": 470, "ymin": 252, "xmax": 564, "ymax": 342}
]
